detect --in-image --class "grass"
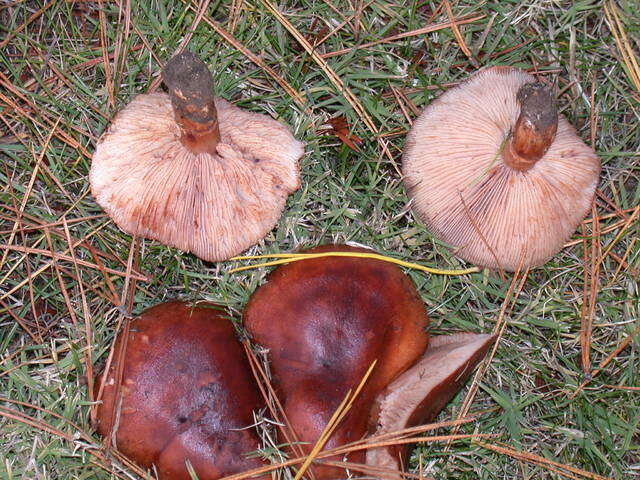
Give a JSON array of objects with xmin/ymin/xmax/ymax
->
[{"xmin": 0, "ymin": 0, "xmax": 639, "ymax": 479}]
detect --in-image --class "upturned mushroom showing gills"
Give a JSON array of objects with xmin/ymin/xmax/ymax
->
[
  {"xmin": 402, "ymin": 66, "xmax": 601, "ymax": 271},
  {"xmin": 90, "ymin": 52, "xmax": 304, "ymax": 262},
  {"xmin": 95, "ymin": 301, "xmax": 266, "ymax": 480},
  {"xmin": 243, "ymin": 245, "xmax": 495, "ymax": 479}
]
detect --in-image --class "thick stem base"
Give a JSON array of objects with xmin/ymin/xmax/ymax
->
[{"xmin": 162, "ymin": 52, "xmax": 220, "ymax": 155}]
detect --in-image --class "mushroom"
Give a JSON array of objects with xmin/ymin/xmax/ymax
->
[
  {"xmin": 243, "ymin": 244, "xmax": 494, "ymax": 479},
  {"xmin": 366, "ymin": 333, "xmax": 495, "ymax": 476},
  {"xmin": 90, "ymin": 52, "xmax": 304, "ymax": 262},
  {"xmin": 95, "ymin": 301, "xmax": 267, "ymax": 480},
  {"xmin": 402, "ymin": 66, "xmax": 601, "ymax": 271}
]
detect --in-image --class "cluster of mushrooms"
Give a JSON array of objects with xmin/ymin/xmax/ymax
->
[
  {"xmin": 90, "ymin": 52, "xmax": 601, "ymax": 480},
  {"xmin": 95, "ymin": 246, "xmax": 495, "ymax": 480}
]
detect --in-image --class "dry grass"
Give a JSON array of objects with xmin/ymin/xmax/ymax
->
[{"xmin": 1, "ymin": 0, "xmax": 639, "ymax": 479}]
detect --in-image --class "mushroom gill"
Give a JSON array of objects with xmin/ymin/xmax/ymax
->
[
  {"xmin": 90, "ymin": 52, "xmax": 304, "ymax": 262},
  {"xmin": 402, "ymin": 66, "xmax": 601, "ymax": 271},
  {"xmin": 367, "ymin": 333, "xmax": 495, "ymax": 476}
]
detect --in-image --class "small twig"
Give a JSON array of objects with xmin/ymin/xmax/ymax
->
[
  {"xmin": 229, "ymin": 251, "xmax": 479, "ymax": 276},
  {"xmin": 0, "ymin": 0, "xmax": 56, "ymax": 49},
  {"xmin": 62, "ymin": 217, "xmax": 95, "ymax": 424},
  {"xmin": 320, "ymin": 13, "xmax": 484, "ymax": 59},
  {"xmin": 0, "ymin": 244, "xmax": 149, "ymax": 282}
]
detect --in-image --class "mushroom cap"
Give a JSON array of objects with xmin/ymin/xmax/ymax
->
[
  {"xmin": 90, "ymin": 93, "xmax": 303, "ymax": 262},
  {"xmin": 366, "ymin": 333, "xmax": 496, "ymax": 475},
  {"xmin": 243, "ymin": 244, "xmax": 429, "ymax": 479},
  {"xmin": 95, "ymin": 301, "xmax": 266, "ymax": 480},
  {"xmin": 402, "ymin": 67, "xmax": 601, "ymax": 271}
]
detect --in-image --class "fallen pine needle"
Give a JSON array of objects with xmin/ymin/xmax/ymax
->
[
  {"xmin": 293, "ymin": 360, "xmax": 377, "ymax": 480},
  {"xmin": 475, "ymin": 440, "xmax": 613, "ymax": 480}
]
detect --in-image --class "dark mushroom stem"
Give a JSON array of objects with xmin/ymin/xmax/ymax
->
[
  {"xmin": 502, "ymin": 82, "xmax": 558, "ymax": 172},
  {"xmin": 162, "ymin": 52, "xmax": 220, "ymax": 155}
]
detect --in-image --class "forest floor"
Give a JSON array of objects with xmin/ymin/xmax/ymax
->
[{"xmin": 1, "ymin": 1, "xmax": 639, "ymax": 479}]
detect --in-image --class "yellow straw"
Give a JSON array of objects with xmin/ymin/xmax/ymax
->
[{"xmin": 229, "ymin": 251, "xmax": 479, "ymax": 275}]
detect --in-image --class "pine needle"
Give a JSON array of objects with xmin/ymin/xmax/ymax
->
[
  {"xmin": 604, "ymin": 1, "xmax": 640, "ymax": 96},
  {"xmin": 292, "ymin": 360, "xmax": 377, "ymax": 480}
]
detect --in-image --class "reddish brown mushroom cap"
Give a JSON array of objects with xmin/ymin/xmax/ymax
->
[
  {"xmin": 90, "ymin": 53, "xmax": 303, "ymax": 262},
  {"xmin": 244, "ymin": 245, "xmax": 496, "ymax": 479},
  {"xmin": 402, "ymin": 66, "xmax": 600, "ymax": 271},
  {"xmin": 95, "ymin": 301, "xmax": 266, "ymax": 480},
  {"xmin": 243, "ymin": 245, "xmax": 430, "ymax": 479}
]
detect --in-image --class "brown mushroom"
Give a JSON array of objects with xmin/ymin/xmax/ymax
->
[
  {"xmin": 402, "ymin": 66, "xmax": 601, "ymax": 271},
  {"xmin": 90, "ymin": 52, "xmax": 304, "ymax": 262},
  {"xmin": 366, "ymin": 333, "xmax": 495, "ymax": 476},
  {"xmin": 95, "ymin": 301, "xmax": 266, "ymax": 480},
  {"xmin": 243, "ymin": 244, "xmax": 494, "ymax": 479}
]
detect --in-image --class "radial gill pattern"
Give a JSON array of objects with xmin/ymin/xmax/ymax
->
[
  {"xmin": 90, "ymin": 93, "xmax": 303, "ymax": 262},
  {"xmin": 402, "ymin": 67, "xmax": 600, "ymax": 271}
]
